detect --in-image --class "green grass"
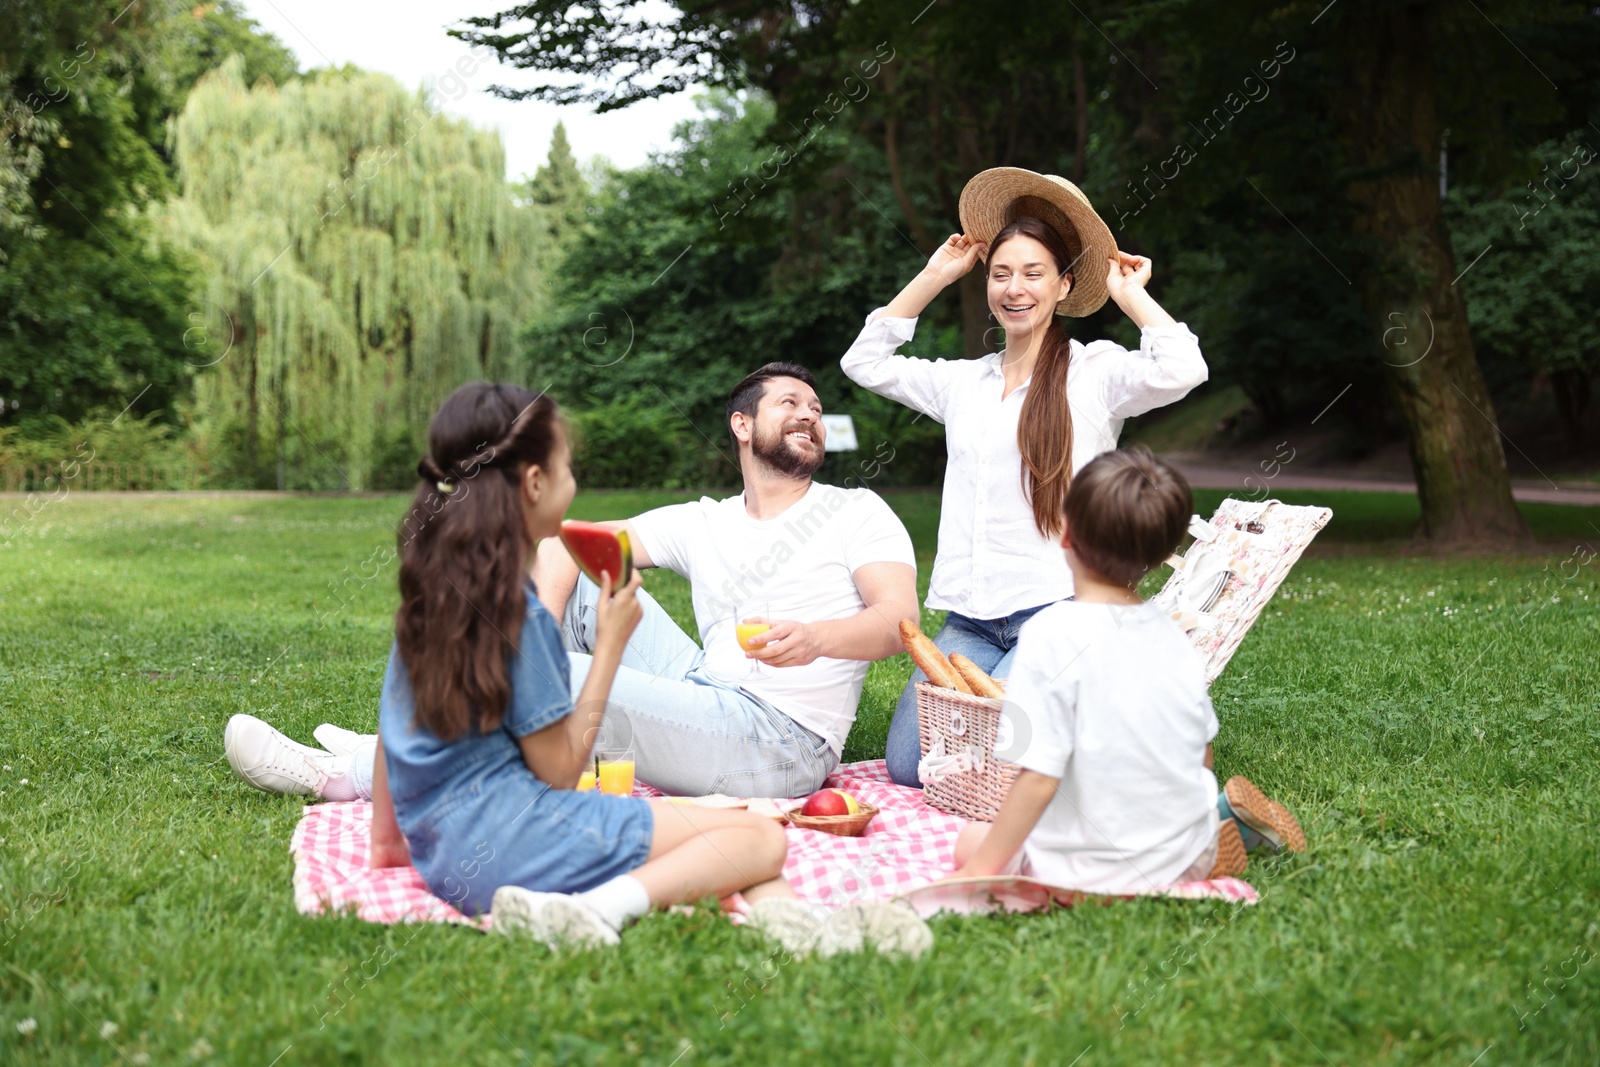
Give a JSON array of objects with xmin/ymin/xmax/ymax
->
[{"xmin": 2, "ymin": 489, "xmax": 1598, "ymax": 1065}]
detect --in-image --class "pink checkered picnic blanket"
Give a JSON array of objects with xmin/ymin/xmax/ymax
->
[{"xmin": 288, "ymin": 760, "xmax": 1255, "ymax": 928}]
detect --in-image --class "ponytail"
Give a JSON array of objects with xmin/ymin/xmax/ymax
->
[{"xmin": 1018, "ymin": 318, "xmax": 1075, "ymax": 538}]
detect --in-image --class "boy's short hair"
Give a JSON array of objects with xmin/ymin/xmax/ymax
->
[{"xmin": 1064, "ymin": 445, "xmax": 1193, "ymax": 589}]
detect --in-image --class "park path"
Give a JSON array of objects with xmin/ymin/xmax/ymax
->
[{"xmin": 1169, "ymin": 462, "xmax": 1600, "ymax": 507}]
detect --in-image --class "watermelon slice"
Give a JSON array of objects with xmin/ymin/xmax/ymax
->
[{"xmin": 559, "ymin": 521, "xmax": 633, "ymax": 590}]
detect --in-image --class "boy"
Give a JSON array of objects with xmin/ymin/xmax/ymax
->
[{"xmin": 952, "ymin": 446, "xmax": 1303, "ymax": 891}]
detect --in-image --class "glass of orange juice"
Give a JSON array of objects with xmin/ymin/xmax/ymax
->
[
  {"xmin": 597, "ymin": 749, "xmax": 636, "ymax": 796},
  {"xmin": 577, "ymin": 769, "xmax": 597, "ymax": 792},
  {"xmin": 736, "ymin": 599, "xmax": 770, "ymax": 679}
]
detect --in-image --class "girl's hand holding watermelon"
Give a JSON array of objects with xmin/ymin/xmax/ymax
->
[{"xmin": 591, "ymin": 568, "xmax": 644, "ymax": 656}]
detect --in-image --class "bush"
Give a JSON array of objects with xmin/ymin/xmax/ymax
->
[
  {"xmin": 569, "ymin": 399, "xmax": 727, "ymax": 490},
  {"xmin": 568, "ymin": 390, "xmax": 952, "ymax": 492},
  {"xmin": 0, "ymin": 410, "xmax": 184, "ymax": 466},
  {"xmin": 0, "ymin": 409, "xmax": 198, "ymax": 491}
]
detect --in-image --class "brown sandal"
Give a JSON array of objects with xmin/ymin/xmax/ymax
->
[{"xmin": 1223, "ymin": 776, "xmax": 1306, "ymax": 853}]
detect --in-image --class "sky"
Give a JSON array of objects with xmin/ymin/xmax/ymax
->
[{"xmin": 238, "ymin": 0, "xmax": 704, "ymax": 179}]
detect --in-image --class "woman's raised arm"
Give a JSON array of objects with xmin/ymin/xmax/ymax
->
[
  {"xmin": 882, "ymin": 233, "xmax": 985, "ymax": 318},
  {"xmin": 840, "ymin": 234, "xmax": 988, "ymax": 422},
  {"xmin": 1104, "ymin": 251, "xmax": 1176, "ymax": 329}
]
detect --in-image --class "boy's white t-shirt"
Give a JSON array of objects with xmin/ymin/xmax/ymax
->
[
  {"xmin": 629, "ymin": 482, "xmax": 916, "ymax": 754},
  {"xmin": 1001, "ymin": 600, "xmax": 1219, "ymax": 893}
]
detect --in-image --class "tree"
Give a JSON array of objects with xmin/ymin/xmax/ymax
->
[
  {"xmin": 525, "ymin": 91, "xmax": 949, "ymax": 488},
  {"xmin": 161, "ymin": 58, "xmax": 548, "ymax": 489},
  {"xmin": 523, "ymin": 121, "xmax": 590, "ymax": 252},
  {"xmin": 0, "ymin": 0, "xmax": 200, "ymax": 428},
  {"xmin": 0, "ymin": 233, "xmax": 198, "ymax": 427},
  {"xmin": 526, "ymin": 93, "xmax": 824, "ymax": 466},
  {"xmin": 1327, "ymin": 2, "xmax": 1527, "ymax": 545},
  {"xmin": 455, "ymin": 0, "xmax": 1597, "ymax": 543},
  {"xmin": 155, "ymin": 1, "xmax": 299, "ymax": 97},
  {"xmin": 454, "ymin": 0, "xmax": 1114, "ymax": 361},
  {"xmin": 1449, "ymin": 133, "xmax": 1600, "ymax": 448},
  {"xmin": 1107, "ymin": 0, "xmax": 1599, "ymax": 539},
  {"xmin": 1085, "ymin": 0, "xmax": 1595, "ymax": 545}
]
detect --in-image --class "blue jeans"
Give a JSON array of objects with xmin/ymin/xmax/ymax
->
[
  {"xmin": 562, "ymin": 576, "xmax": 838, "ymax": 798},
  {"xmin": 884, "ymin": 603, "xmax": 1057, "ymax": 787}
]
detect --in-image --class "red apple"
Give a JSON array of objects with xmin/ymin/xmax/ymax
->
[{"xmin": 800, "ymin": 788, "xmax": 859, "ymax": 817}]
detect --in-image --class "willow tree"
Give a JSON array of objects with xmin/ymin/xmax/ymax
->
[{"xmin": 159, "ymin": 56, "xmax": 545, "ymax": 489}]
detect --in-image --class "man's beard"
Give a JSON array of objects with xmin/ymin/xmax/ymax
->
[{"xmin": 751, "ymin": 421, "xmax": 824, "ymax": 478}]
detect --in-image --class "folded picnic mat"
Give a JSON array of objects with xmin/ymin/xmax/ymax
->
[
  {"xmin": 288, "ymin": 761, "xmax": 1255, "ymax": 929},
  {"xmin": 1151, "ymin": 497, "xmax": 1333, "ymax": 684}
]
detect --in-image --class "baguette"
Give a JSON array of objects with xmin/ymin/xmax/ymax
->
[
  {"xmin": 949, "ymin": 653, "xmax": 1004, "ymax": 699},
  {"xmin": 898, "ymin": 620, "xmax": 971, "ymax": 693}
]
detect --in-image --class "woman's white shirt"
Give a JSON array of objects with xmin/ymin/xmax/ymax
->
[{"xmin": 840, "ymin": 308, "xmax": 1207, "ymax": 619}]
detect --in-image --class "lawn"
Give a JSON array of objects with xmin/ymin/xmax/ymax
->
[{"xmin": 2, "ymin": 488, "xmax": 1598, "ymax": 1065}]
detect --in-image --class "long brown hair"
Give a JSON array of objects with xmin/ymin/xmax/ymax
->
[
  {"xmin": 989, "ymin": 215, "xmax": 1077, "ymax": 539},
  {"xmin": 395, "ymin": 382, "xmax": 563, "ymax": 741}
]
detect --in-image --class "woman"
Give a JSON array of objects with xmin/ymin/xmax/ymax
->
[{"xmin": 840, "ymin": 168, "xmax": 1207, "ymax": 787}]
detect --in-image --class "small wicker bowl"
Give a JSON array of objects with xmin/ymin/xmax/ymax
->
[{"xmin": 783, "ymin": 801, "xmax": 880, "ymax": 837}]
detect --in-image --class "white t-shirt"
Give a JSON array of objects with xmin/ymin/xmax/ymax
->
[
  {"xmin": 840, "ymin": 309, "xmax": 1207, "ymax": 618},
  {"xmin": 629, "ymin": 483, "xmax": 916, "ymax": 754},
  {"xmin": 999, "ymin": 600, "xmax": 1219, "ymax": 893}
]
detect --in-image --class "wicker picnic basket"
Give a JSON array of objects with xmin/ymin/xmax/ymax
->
[
  {"xmin": 915, "ymin": 497, "xmax": 1333, "ymax": 822},
  {"xmin": 916, "ymin": 682, "xmax": 1019, "ymax": 823}
]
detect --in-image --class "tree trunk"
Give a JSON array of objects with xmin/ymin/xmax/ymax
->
[
  {"xmin": 949, "ymin": 96, "xmax": 994, "ymax": 357},
  {"xmin": 1340, "ymin": 0, "xmax": 1531, "ymax": 547},
  {"xmin": 274, "ymin": 366, "xmax": 287, "ymax": 492},
  {"xmin": 244, "ymin": 323, "xmax": 261, "ymax": 486},
  {"xmin": 884, "ymin": 76, "xmax": 992, "ymax": 357},
  {"xmin": 882, "ymin": 113, "xmax": 935, "ymax": 253},
  {"xmin": 959, "ymin": 273, "xmax": 992, "ymax": 356}
]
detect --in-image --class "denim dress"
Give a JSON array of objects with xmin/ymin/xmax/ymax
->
[{"xmin": 379, "ymin": 582, "xmax": 655, "ymax": 916}]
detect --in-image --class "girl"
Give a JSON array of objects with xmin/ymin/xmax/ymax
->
[
  {"xmin": 368, "ymin": 382, "xmax": 833, "ymax": 951},
  {"xmin": 840, "ymin": 168, "xmax": 1208, "ymax": 787}
]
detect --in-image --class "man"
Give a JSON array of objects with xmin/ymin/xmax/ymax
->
[{"xmin": 226, "ymin": 362, "xmax": 919, "ymax": 798}]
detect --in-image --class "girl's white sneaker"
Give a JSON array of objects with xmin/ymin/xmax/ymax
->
[
  {"xmin": 313, "ymin": 723, "xmax": 373, "ymax": 758},
  {"xmin": 224, "ymin": 714, "xmax": 337, "ymax": 795},
  {"xmin": 745, "ymin": 897, "xmax": 830, "ymax": 957},
  {"xmin": 847, "ymin": 900, "xmax": 933, "ymax": 959},
  {"xmin": 491, "ymin": 886, "xmax": 620, "ymax": 950},
  {"xmin": 745, "ymin": 898, "xmax": 933, "ymax": 959}
]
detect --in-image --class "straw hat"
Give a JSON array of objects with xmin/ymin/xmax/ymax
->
[{"xmin": 958, "ymin": 167, "xmax": 1118, "ymax": 318}]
